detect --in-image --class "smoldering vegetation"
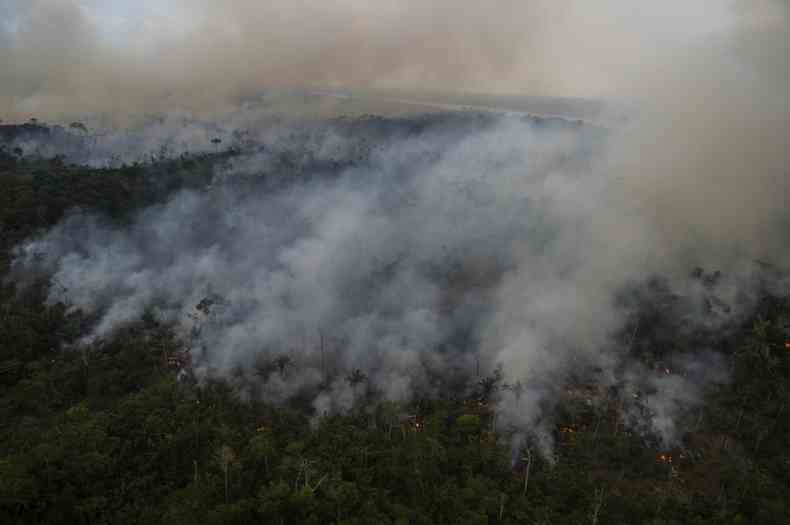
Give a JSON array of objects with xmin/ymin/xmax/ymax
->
[
  {"xmin": 1, "ymin": 94, "xmax": 562, "ymax": 167},
  {"xmin": 7, "ymin": 108, "xmax": 782, "ymax": 458},
  {"xmin": 4, "ymin": 0, "xmax": 790, "ymax": 462},
  {"xmin": 3, "ymin": 1, "xmax": 790, "ymax": 522}
]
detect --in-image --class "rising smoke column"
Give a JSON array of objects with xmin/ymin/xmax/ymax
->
[
  {"xmin": 8, "ymin": 108, "xmax": 758, "ymax": 450},
  {"xmin": 7, "ymin": 1, "xmax": 790, "ymax": 451}
]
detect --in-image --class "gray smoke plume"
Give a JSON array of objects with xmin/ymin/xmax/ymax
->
[
  {"xmin": 8, "ymin": 1, "xmax": 790, "ymax": 452},
  {"xmin": 12, "ymin": 116, "xmax": 595, "ymax": 399},
  {"xmin": 7, "ymin": 109, "xmax": 763, "ymax": 449}
]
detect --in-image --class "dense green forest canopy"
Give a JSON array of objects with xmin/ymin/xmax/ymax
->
[{"xmin": 1, "ymin": 119, "xmax": 790, "ymax": 525}]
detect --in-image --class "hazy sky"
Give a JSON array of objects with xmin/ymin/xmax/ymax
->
[{"xmin": 0, "ymin": 0, "xmax": 771, "ymax": 119}]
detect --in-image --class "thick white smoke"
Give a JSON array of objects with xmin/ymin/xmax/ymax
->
[
  {"xmin": 13, "ymin": 117, "xmax": 593, "ymax": 399},
  {"xmin": 9, "ymin": 111, "xmax": 758, "ymax": 449},
  {"xmin": 6, "ymin": 0, "xmax": 790, "ymax": 451}
]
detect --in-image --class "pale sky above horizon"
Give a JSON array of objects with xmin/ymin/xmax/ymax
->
[{"xmin": 1, "ymin": 0, "xmax": 775, "ymax": 118}]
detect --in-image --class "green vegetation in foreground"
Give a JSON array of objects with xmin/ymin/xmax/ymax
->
[{"xmin": 1, "ymin": 151, "xmax": 790, "ymax": 524}]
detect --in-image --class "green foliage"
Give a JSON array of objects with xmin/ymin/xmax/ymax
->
[
  {"xmin": 1, "ymin": 153, "xmax": 790, "ymax": 524},
  {"xmin": 455, "ymin": 414, "xmax": 481, "ymax": 434}
]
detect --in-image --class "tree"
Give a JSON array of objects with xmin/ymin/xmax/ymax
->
[
  {"xmin": 476, "ymin": 366, "xmax": 503, "ymax": 403},
  {"xmin": 381, "ymin": 400, "xmax": 401, "ymax": 440},
  {"xmin": 456, "ymin": 414, "xmax": 481, "ymax": 440},
  {"xmin": 504, "ymin": 380, "xmax": 525, "ymax": 400},
  {"xmin": 521, "ymin": 447, "xmax": 532, "ymax": 497},
  {"xmin": 273, "ymin": 355, "xmax": 293, "ymax": 378},
  {"xmin": 324, "ymin": 479, "xmax": 360, "ymax": 523},
  {"xmin": 248, "ymin": 430, "xmax": 275, "ymax": 475},
  {"xmin": 216, "ymin": 445, "xmax": 237, "ymax": 504},
  {"xmin": 346, "ymin": 368, "xmax": 367, "ymax": 389},
  {"xmin": 590, "ymin": 486, "xmax": 606, "ymax": 525}
]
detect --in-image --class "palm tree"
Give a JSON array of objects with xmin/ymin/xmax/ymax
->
[
  {"xmin": 346, "ymin": 368, "xmax": 367, "ymax": 389},
  {"xmin": 274, "ymin": 355, "xmax": 293, "ymax": 378}
]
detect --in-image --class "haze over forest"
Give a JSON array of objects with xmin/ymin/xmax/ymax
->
[{"xmin": 1, "ymin": 1, "xmax": 790, "ymax": 524}]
